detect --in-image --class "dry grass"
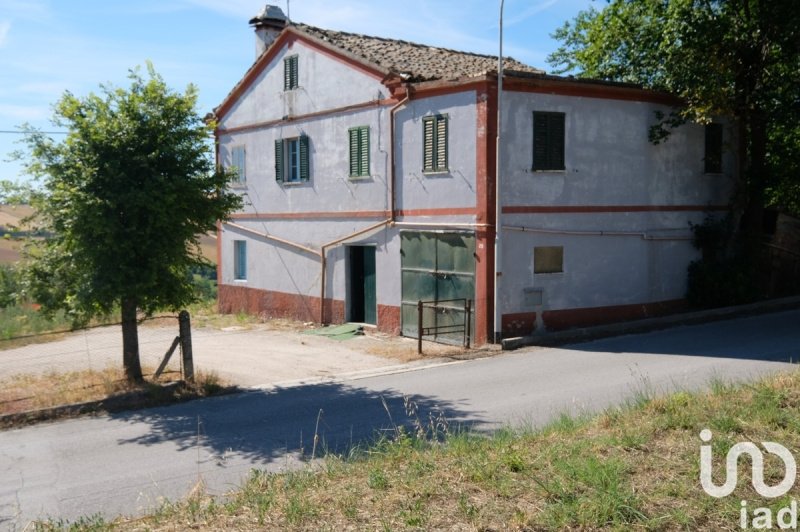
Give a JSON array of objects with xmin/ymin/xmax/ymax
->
[
  {"xmin": 0, "ymin": 366, "xmax": 230, "ymax": 421},
  {"xmin": 48, "ymin": 369, "xmax": 800, "ymax": 531}
]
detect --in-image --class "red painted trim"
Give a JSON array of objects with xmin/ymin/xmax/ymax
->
[
  {"xmin": 231, "ymin": 211, "xmax": 389, "ymax": 221},
  {"xmin": 474, "ymin": 80, "xmax": 496, "ymax": 345},
  {"xmin": 218, "ymin": 98, "xmax": 396, "ymax": 136},
  {"xmin": 395, "ymin": 208, "xmax": 477, "ymax": 217},
  {"xmin": 503, "ymin": 205, "xmax": 730, "ymax": 214},
  {"xmin": 503, "ymin": 77, "xmax": 682, "ymax": 106},
  {"xmin": 502, "ymin": 299, "xmax": 688, "ymax": 334},
  {"xmin": 230, "ymin": 208, "xmax": 478, "ymax": 221},
  {"xmin": 218, "ymin": 284, "xmax": 400, "ymax": 335}
]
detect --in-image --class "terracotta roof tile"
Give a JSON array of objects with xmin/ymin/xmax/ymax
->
[{"xmin": 295, "ymin": 23, "xmax": 543, "ymax": 82}]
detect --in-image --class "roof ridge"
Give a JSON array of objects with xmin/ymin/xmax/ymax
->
[{"xmin": 293, "ymin": 22, "xmax": 532, "ymax": 66}]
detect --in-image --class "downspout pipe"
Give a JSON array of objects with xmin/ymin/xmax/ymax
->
[{"xmin": 389, "ymin": 85, "xmax": 411, "ymax": 222}]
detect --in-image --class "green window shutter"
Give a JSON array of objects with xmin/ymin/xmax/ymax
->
[
  {"xmin": 423, "ymin": 117, "xmax": 434, "ymax": 172},
  {"xmin": 533, "ymin": 112, "xmax": 565, "ymax": 171},
  {"xmin": 283, "ymin": 56, "xmax": 298, "ymax": 90},
  {"xmin": 349, "ymin": 127, "xmax": 359, "ymax": 177},
  {"xmin": 299, "ymin": 135, "xmax": 310, "ymax": 181},
  {"xmin": 436, "ymin": 117, "xmax": 447, "ymax": 171},
  {"xmin": 359, "ymin": 127, "xmax": 370, "ymax": 176},
  {"xmin": 274, "ymin": 139, "xmax": 284, "ymax": 182}
]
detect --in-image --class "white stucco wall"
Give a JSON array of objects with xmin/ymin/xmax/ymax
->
[
  {"xmin": 395, "ymin": 91, "xmax": 478, "ymax": 212},
  {"xmin": 497, "ymin": 91, "xmax": 737, "ymax": 322},
  {"xmin": 220, "ymin": 39, "xmax": 388, "ymax": 129}
]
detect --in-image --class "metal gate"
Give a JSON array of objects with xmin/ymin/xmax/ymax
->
[{"xmin": 400, "ymin": 231, "xmax": 475, "ymax": 345}]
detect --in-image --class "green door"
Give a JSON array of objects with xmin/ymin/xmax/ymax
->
[
  {"xmin": 348, "ymin": 246, "xmax": 376, "ymax": 325},
  {"xmin": 400, "ymin": 231, "xmax": 475, "ymax": 344}
]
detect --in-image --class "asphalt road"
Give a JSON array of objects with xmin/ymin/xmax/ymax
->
[{"xmin": 1, "ymin": 309, "xmax": 798, "ymax": 529}]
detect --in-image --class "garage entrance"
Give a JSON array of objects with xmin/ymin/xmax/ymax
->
[{"xmin": 400, "ymin": 231, "xmax": 475, "ymax": 344}]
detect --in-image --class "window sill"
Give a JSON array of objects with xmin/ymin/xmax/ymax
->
[
  {"xmin": 348, "ymin": 175, "xmax": 372, "ymax": 182},
  {"xmin": 422, "ymin": 170, "xmax": 450, "ymax": 176},
  {"xmin": 530, "ymin": 169, "xmax": 567, "ymax": 173},
  {"xmin": 233, "ymin": 279, "xmax": 248, "ymax": 283},
  {"xmin": 281, "ymin": 181, "xmax": 311, "ymax": 187},
  {"xmin": 229, "ymin": 183, "xmax": 247, "ymax": 190}
]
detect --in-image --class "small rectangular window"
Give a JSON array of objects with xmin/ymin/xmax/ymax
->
[
  {"xmin": 349, "ymin": 126, "xmax": 370, "ymax": 177},
  {"xmin": 534, "ymin": 246, "xmax": 563, "ymax": 274},
  {"xmin": 422, "ymin": 115, "xmax": 448, "ymax": 173},
  {"xmin": 532, "ymin": 111, "xmax": 565, "ymax": 171},
  {"xmin": 230, "ymin": 146, "xmax": 246, "ymax": 184},
  {"xmin": 704, "ymin": 123, "xmax": 723, "ymax": 174},
  {"xmin": 275, "ymin": 136, "xmax": 310, "ymax": 183},
  {"xmin": 284, "ymin": 55, "xmax": 298, "ymax": 91},
  {"xmin": 234, "ymin": 240, "xmax": 247, "ymax": 280}
]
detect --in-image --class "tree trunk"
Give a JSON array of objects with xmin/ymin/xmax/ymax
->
[{"xmin": 121, "ymin": 297, "xmax": 143, "ymax": 382}]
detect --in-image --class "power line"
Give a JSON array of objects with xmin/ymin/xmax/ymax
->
[{"xmin": 0, "ymin": 130, "xmax": 68, "ymax": 135}]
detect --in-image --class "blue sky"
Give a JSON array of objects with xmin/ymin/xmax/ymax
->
[{"xmin": 0, "ymin": 0, "xmax": 596, "ymax": 183}]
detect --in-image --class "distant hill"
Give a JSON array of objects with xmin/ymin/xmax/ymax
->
[{"xmin": 0, "ymin": 204, "xmax": 218, "ymax": 265}]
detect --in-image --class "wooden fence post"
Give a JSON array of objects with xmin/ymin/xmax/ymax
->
[
  {"xmin": 417, "ymin": 300, "xmax": 423, "ymax": 355},
  {"xmin": 179, "ymin": 310, "xmax": 194, "ymax": 382}
]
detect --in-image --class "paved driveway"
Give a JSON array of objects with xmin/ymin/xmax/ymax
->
[{"xmin": 0, "ymin": 323, "xmax": 436, "ymax": 388}]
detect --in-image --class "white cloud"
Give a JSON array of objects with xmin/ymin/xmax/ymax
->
[
  {"xmin": 0, "ymin": 21, "xmax": 10, "ymax": 47},
  {"xmin": 506, "ymin": 0, "xmax": 560, "ymax": 27}
]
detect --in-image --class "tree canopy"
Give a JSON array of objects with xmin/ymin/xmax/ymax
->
[
  {"xmin": 21, "ymin": 65, "xmax": 242, "ymax": 380},
  {"xmin": 548, "ymin": 0, "xmax": 800, "ymax": 222}
]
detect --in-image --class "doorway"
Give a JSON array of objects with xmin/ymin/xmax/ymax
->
[{"xmin": 347, "ymin": 246, "xmax": 376, "ymax": 325}]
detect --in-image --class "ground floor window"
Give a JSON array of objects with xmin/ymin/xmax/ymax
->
[{"xmin": 234, "ymin": 240, "xmax": 247, "ymax": 280}]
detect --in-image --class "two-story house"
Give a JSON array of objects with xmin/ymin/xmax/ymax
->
[{"xmin": 213, "ymin": 5, "xmax": 735, "ymax": 345}]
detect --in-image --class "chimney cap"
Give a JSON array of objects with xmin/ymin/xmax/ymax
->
[{"xmin": 249, "ymin": 5, "xmax": 288, "ymax": 27}]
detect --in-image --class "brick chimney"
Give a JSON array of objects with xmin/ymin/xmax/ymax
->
[{"xmin": 249, "ymin": 5, "xmax": 288, "ymax": 58}]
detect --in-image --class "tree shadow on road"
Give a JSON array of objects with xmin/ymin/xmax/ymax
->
[{"xmin": 110, "ymin": 381, "xmax": 487, "ymax": 465}]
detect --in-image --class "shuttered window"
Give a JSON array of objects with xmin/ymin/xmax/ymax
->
[
  {"xmin": 704, "ymin": 123, "xmax": 723, "ymax": 174},
  {"xmin": 234, "ymin": 240, "xmax": 247, "ymax": 280},
  {"xmin": 284, "ymin": 55, "xmax": 298, "ymax": 91},
  {"xmin": 275, "ymin": 136, "xmax": 310, "ymax": 183},
  {"xmin": 230, "ymin": 145, "xmax": 246, "ymax": 184},
  {"xmin": 349, "ymin": 126, "xmax": 370, "ymax": 178},
  {"xmin": 532, "ymin": 112, "xmax": 565, "ymax": 171},
  {"xmin": 422, "ymin": 115, "xmax": 448, "ymax": 173}
]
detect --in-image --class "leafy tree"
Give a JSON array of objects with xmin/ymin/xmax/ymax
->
[
  {"xmin": 20, "ymin": 65, "xmax": 241, "ymax": 381},
  {"xmin": 548, "ymin": 0, "xmax": 800, "ymax": 232}
]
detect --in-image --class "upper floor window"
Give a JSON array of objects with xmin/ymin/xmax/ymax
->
[
  {"xmin": 284, "ymin": 55, "xmax": 298, "ymax": 91},
  {"xmin": 349, "ymin": 126, "xmax": 370, "ymax": 178},
  {"xmin": 532, "ymin": 111, "xmax": 565, "ymax": 171},
  {"xmin": 275, "ymin": 136, "xmax": 310, "ymax": 183},
  {"xmin": 422, "ymin": 115, "xmax": 448, "ymax": 173},
  {"xmin": 704, "ymin": 123, "xmax": 723, "ymax": 174},
  {"xmin": 230, "ymin": 145, "xmax": 246, "ymax": 185}
]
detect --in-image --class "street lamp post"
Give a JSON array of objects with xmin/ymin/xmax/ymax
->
[{"xmin": 494, "ymin": 0, "xmax": 504, "ymax": 343}]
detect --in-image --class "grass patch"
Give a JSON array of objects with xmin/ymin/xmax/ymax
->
[
  {"xmin": 36, "ymin": 370, "xmax": 800, "ymax": 531},
  {"xmin": 0, "ymin": 368, "xmax": 233, "ymax": 426}
]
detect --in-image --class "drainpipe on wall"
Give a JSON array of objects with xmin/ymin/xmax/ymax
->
[
  {"xmin": 494, "ymin": 0, "xmax": 505, "ymax": 343},
  {"xmin": 389, "ymin": 85, "xmax": 411, "ymax": 222}
]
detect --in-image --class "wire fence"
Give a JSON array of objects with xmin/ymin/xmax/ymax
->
[{"xmin": 0, "ymin": 315, "xmax": 186, "ymax": 414}]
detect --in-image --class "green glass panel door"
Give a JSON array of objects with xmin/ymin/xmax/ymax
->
[{"xmin": 400, "ymin": 231, "xmax": 475, "ymax": 343}]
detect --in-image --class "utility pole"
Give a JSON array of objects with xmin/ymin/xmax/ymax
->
[{"xmin": 494, "ymin": 0, "xmax": 504, "ymax": 343}]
